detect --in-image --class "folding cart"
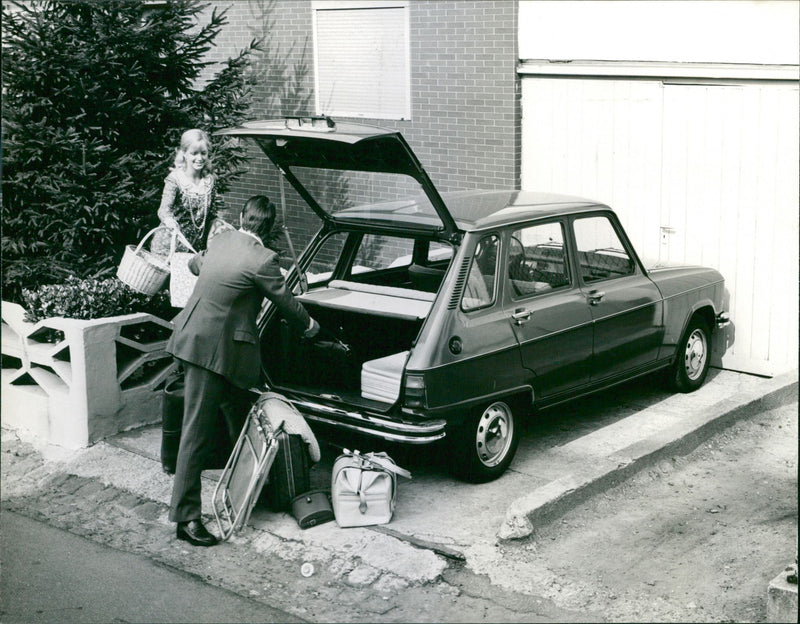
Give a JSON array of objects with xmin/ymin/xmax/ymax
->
[{"xmin": 212, "ymin": 404, "xmax": 280, "ymax": 541}]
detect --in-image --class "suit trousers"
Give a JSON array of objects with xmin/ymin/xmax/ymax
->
[{"xmin": 168, "ymin": 360, "xmax": 252, "ymax": 523}]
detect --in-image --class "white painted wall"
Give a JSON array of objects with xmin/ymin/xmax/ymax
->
[{"xmin": 519, "ymin": 1, "xmax": 799, "ymax": 65}]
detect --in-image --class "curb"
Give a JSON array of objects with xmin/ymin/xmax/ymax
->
[{"xmin": 499, "ymin": 370, "xmax": 798, "ymax": 540}]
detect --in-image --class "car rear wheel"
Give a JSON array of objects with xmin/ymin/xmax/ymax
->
[
  {"xmin": 451, "ymin": 400, "xmax": 520, "ymax": 483},
  {"xmin": 669, "ymin": 316, "xmax": 711, "ymax": 393}
]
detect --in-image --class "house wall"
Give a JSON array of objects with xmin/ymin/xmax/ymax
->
[
  {"xmin": 201, "ymin": 0, "xmax": 519, "ymax": 255},
  {"xmin": 518, "ymin": 0, "xmax": 799, "ymax": 377}
]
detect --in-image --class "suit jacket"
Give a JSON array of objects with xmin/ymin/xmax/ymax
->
[{"xmin": 167, "ymin": 228, "xmax": 310, "ymax": 389}]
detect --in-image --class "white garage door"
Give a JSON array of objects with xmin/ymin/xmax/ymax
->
[{"xmin": 521, "ymin": 77, "xmax": 799, "ymax": 377}]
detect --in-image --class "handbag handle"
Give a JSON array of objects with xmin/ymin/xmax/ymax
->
[
  {"xmin": 342, "ymin": 449, "xmax": 412, "ymax": 480},
  {"xmin": 168, "ymin": 228, "xmax": 198, "ymax": 259},
  {"xmin": 357, "ymin": 471, "xmax": 368, "ymax": 514}
]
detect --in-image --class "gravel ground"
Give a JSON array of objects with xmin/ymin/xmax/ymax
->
[{"xmin": 480, "ymin": 401, "xmax": 798, "ymax": 623}]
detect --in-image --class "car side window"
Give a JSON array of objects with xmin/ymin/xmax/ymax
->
[
  {"xmin": 508, "ymin": 222, "xmax": 570, "ymax": 298},
  {"xmin": 354, "ymin": 234, "xmax": 415, "ymax": 271},
  {"xmin": 305, "ymin": 232, "xmax": 348, "ymax": 285},
  {"xmin": 462, "ymin": 234, "xmax": 498, "ymax": 311},
  {"xmin": 573, "ymin": 215, "xmax": 635, "ymax": 283}
]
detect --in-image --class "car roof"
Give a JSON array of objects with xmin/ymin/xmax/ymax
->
[{"xmin": 439, "ymin": 190, "xmax": 606, "ymax": 230}]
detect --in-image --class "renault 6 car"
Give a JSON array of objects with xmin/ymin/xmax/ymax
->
[{"xmin": 216, "ymin": 117, "xmax": 730, "ymax": 483}]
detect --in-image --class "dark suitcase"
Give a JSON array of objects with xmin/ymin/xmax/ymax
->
[
  {"xmin": 161, "ymin": 375, "xmax": 184, "ymax": 474},
  {"xmin": 259, "ymin": 431, "xmax": 311, "ymax": 512},
  {"xmin": 160, "ymin": 374, "xmax": 235, "ymax": 474}
]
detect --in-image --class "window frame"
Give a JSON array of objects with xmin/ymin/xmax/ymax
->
[
  {"xmin": 506, "ymin": 219, "xmax": 573, "ymax": 301},
  {"xmin": 570, "ymin": 212, "xmax": 639, "ymax": 286},
  {"xmin": 311, "ymin": 0, "xmax": 411, "ymax": 120},
  {"xmin": 461, "ymin": 233, "xmax": 500, "ymax": 313}
]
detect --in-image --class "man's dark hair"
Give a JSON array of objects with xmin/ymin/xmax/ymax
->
[{"xmin": 241, "ymin": 195, "xmax": 276, "ymax": 242}]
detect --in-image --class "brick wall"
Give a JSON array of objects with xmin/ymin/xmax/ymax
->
[
  {"xmin": 405, "ymin": 0, "xmax": 520, "ymax": 192},
  {"xmin": 202, "ymin": 0, "xmax": 519, "ymax": 254}
]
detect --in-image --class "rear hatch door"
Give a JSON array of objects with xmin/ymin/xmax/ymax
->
[{"xmin": 215, "ymin": 118, "xmax": 458, "ymax": 240}]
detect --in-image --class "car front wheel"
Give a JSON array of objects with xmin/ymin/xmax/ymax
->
[
  {"xmin": 451, "ymin": 400, "xmax": 520, "ymax": 483},
  {"xmin": 669, "ymin": 316, "xmax": 711, "ymax": 393}
]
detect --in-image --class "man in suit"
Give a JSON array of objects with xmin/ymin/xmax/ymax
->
[{"xmin": 167, "ymin": 195, "xmax": 319, "ymax": 546}]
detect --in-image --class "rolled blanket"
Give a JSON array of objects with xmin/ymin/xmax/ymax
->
[{"xmin": 257, "ymin": 392, "xmax": 321, "ymax": 462}]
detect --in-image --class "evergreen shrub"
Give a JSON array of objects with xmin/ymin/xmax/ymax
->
[
  {"xmin": 2, "ymin": 0, "xmax": 260, "ymax": 303},
  {"xmin": 21, "ymin": 276, "xmax": 175, "ymax": 324}
]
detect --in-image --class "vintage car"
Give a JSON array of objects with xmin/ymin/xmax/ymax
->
[{"xmin": 216, "ymin": 117, "xmax": 730, "ymax": 483}]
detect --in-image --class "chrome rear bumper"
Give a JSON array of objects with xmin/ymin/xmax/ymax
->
[{"xmin": 291, "ymin": 398, "xmax": 447, "ymax": 444}]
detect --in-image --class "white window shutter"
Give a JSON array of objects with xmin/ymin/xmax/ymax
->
[{"xmin": 314, "ymin": 5, "xmax": 409, "ymax": 119}]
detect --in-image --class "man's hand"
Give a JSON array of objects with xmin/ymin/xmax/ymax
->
[
  {"xmin": 303, "ymin": 317, "xmax": 321, "ymax": 340},
  {"xmin": 188, "ymin": 250, "xmax": 206, "ymax": 276}
]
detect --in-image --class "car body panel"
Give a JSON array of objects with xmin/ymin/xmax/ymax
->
[
  {"xmin": 645, "ymin": 265, "xmax": 726, "ymax": 356},
  {"xmin": 224, "ymin": 119, "xmax": 729, "ymax": 459},
  {"xmin": 505, "ymin": 287, "xmax": 594, "ymax": 397},
  {"xmin": 582, "ymin": 274, "xmax": 664, "ymax": 380}
]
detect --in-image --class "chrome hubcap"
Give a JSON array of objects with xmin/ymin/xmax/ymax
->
[
  {"xmin": 475, "ymin": 402, "xmax": 514, "ymax": 467},
  {"xmin": 684, "ymin": 329, "xmax": 707, "ymax": 381}
]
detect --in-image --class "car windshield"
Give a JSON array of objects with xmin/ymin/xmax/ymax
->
[{"xmin": 289, "ymin": 166, "xmax": 442, "ymax": 230}]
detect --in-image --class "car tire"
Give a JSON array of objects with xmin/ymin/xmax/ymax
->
[
  {"xmin": 669, "ymin": 316, "xmax": 711, "ymax": 393},
  {"xmin": 451, "ymin": 400, "xmax": 520, "ymax": 483}
]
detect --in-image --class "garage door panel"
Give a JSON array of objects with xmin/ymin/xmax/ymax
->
[
  {"xmin": 748, "ymin": 89, "xmax": 779, "ymax": 363},
  {"xmin": 662, "ymin": 84, "xmax": 799, "ymax": 373},
  {"xmin": 768, "ymin": 88, "xmax": 800, "ymax": 372},
  {"xmin": 521, "ymin": 78, "xmax": 663, "ymax": 259},
  {"xmin": 522, "ymin": 76, "xmax": 799, "ymax": 376}
]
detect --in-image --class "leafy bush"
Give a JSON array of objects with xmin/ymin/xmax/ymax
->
[
  {"xmin": 2, "ymin": 0, "xmax": 259, "ymax": 302},
  {"xmin": 22, "ymin": 276, "xmax": 175, "ymax": 324}
]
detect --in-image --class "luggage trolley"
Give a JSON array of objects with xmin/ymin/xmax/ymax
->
[{"xmin": 212, "ymin": 404, "xmax": 280, "ymax": 540}]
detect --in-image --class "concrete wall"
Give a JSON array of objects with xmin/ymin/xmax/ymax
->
[
  {"xmin": 517, "ymin": 1, "xmax": 799, "ymax": 377},
  {"xmin": 518, "ymin": 0, "xmax": 799, "ymax": 65},
  {"xmin": 1, "ymin": 302, "xmax": 175, "ymax": 449}
]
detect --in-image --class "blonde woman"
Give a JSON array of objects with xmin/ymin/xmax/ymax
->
[{"xmin": 151, "ymin": 129, "xmax": 227, "ymax": 256}]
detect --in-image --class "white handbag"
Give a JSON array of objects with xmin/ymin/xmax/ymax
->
[
  {"xmin": 331, "ymin": 449, "xmax": 411, "ymax": 527},
  {"xmin": 168, "ymin": 231, "xmax": 198, "ymax": 308}
]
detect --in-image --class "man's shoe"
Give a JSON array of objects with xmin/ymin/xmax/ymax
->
[{"xmin": 176, "ymin": 520, "xmax": 219, "ymax": 547}]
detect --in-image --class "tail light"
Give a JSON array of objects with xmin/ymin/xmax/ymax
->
[{"xmin": 403, "ymin": 373, "xmax": 427, "ymax": 409}]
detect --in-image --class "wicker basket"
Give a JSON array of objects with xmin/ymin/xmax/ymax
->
[{"xmin": 117, "ymin": 228, "xmax": 171, "ymax": 295}]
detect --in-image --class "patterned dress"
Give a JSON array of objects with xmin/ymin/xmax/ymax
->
[{"xmin": 151, "ymin": 169, "xmax": 219, "ymax": 256}]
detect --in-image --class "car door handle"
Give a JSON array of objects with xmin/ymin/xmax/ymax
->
[
  {"xmin": 586, "ymin": 290, "xmax": 606, "ymax": 305},
  {"xmin": 586, "ymin": 290, "xmax": 605, "ymax": 305},
  {"xmin": 511, "ymin": 308, "xmax": 532, "ymax": 325}
]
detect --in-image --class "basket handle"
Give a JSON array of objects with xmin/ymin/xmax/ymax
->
[{"xmin": 134, "ymin": 227, "xmax": 170, "ymax": 254}]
